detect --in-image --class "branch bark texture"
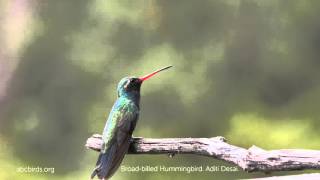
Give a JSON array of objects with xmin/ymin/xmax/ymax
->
[{"xmin": 85, "ymin": 134, "xmax": 320, "ymax": 173}]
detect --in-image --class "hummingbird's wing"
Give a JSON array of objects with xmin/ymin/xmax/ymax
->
[
  {"xmin": 105, "ymin": 107, "xmax": 138, "ymax": 177},
  {"xmin": 91, "ymin": 99, "xmax": 139, "ymax": 179}
]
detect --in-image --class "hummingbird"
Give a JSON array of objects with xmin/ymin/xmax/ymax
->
[{"xmin": 91, "ymin": 65, "xmax": 173, "ymax": 179}]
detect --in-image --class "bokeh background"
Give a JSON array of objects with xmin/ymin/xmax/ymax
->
[{"xmin": 1, "ymin": 0, "xmax": 320, "ymax": 179}]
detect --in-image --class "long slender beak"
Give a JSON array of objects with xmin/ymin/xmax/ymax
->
[{"xmin": 139, "ymin": 65, "xmax": 173, "ymax": 82}]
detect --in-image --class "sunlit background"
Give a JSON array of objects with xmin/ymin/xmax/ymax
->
[{"xmin": 1, "ymin": 0, "xmax": 320, "ymax": 179}]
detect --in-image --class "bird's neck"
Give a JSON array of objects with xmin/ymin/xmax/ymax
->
[{"xmin": 122, "ymin": 92, "xmax": 140, "ymax": 106}]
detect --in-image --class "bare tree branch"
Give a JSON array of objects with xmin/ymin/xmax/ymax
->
[
  {"xmin": 85, "ymin": 134, "xmax": 320, "ymax": 173},
  {"xmin": 254, "ymin": 173, "xmax": 320, "ymax": 180}
]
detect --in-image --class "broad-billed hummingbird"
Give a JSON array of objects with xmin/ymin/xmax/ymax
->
[{"xmin": 91, "ymin": 65, "xmax": 172, "ymax": 179}]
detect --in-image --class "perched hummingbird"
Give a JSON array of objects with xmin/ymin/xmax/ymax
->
[{"xmin": 91, "ymin": 65, "xmax": 172, "ymax": 179}]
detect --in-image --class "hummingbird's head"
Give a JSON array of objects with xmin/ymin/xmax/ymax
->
[
  {"xmin": 117, "ymin": 77, "xmax": 142, "ymax": 97},
  {"xmin": 117, "ymin": 65, "xmax": 173, "ymax": 98}
]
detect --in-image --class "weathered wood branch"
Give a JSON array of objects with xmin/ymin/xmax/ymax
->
[{"xmin": 85, "ymin": 134, "xmax": 320, "ymax": 173}]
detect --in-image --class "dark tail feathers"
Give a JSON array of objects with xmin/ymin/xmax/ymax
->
[{"xmin": 91, "ymin": 153, "xmax": 110, "ymax": 179}]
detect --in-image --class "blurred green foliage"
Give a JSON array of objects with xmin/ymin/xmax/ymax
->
[{"xmin": 1, "ymin": 0, "xmax": 320, "ymax": 179}]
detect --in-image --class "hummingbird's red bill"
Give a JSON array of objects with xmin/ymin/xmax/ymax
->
[{"xmin": 139, "ymin": 65, "xmax": 173, "ymax": 82}]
